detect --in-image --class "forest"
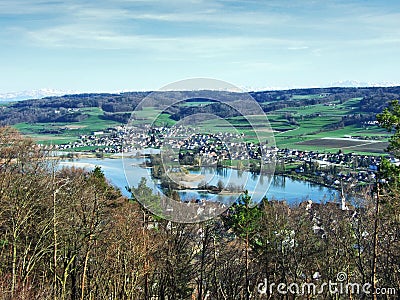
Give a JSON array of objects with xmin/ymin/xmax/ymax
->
[
  {"xmin": 0, "ymin": 102, "xmax": 399, "ymax": 299},
  {"xmin": 1, "ymin": 86, "xmax": 400, "ymax": 127}
]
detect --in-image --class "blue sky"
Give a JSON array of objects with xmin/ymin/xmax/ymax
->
[{"xmin": 1, "ymin": 0, "xmax": 399, "ymax": 93}]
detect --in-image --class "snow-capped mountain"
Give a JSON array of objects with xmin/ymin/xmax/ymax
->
[
  {"xmin": 243, "ymin": 80, "xmax": 400, "ymax": 92},
  {"xmin": 0, "ymin": 88, "xmax": 78, "ymax": 102},
  {"xmin": 2, "ymin": 81, "xmax": 399, "ymax": 101},
  {"xmin": 327, "ymin": 80, "xmax": 399, "ymax": 88}
]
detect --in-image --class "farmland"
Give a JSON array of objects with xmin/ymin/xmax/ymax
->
[
  {"xmin": 11, "ymin": 100, "xmax": 390, "ymax": 153},
  {"xmin": 265, "ymin": 97, "xmax": 389, "ymax": 153},
  {"xmin": 296, "ymin": 137, "xmax": 388, "ymax": 153},
  {"xmin": 13, "ymin": 107, "xmax": 122, "ymax": 144},
  {"xmin": 1, "ymin": 87, "xmax": 396, "ymax": 155},
  {"xmin": 125, "ymin": 95, "xmax": 389, "ymax": 154},
  {"xmin": 186, "ymin": 96, "xmax": 387, "ymax": 153}
]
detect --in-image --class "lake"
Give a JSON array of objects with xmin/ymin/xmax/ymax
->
[{"xmin": 59, "ymin": 156, "xmax": 339, "ymax": 205}]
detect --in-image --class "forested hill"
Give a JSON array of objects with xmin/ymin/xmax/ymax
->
[
  {"xmin": 1, "ymin": 86, "xmax": 400, "ymax": 125},
  {"xmin": 252, "ymin": 86, "xmax": 400, "ymax": 113}
]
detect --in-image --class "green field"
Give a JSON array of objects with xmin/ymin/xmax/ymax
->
[
  {"xmin": 180, "ymin": 100, "xmax": 215, "ymax": 107},
  {"xmin": 263, "ymin": 97, "xmax": 389, "ymax": 153},
  {"xmin": 297, "ymin": 138, "xmax": 388, "ymax": 153},
  {"xmin": 273, "ymin": 98, "xmax": 362, "ymax": 116},
  {"xmin": 291, "ymin": 93, "xmax": 328, "ymax": 100},
  {"xmin": 10, "ymin": 97, "xmax": 391, "ymax": 155},
  {"xmin": 13, "ymin": 107, "xmax": 121, "ymax": 144}
]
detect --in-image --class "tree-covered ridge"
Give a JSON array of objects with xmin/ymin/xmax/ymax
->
[{"xmin": 1, "ymin": 86, "xmax": 400, "ymax": 126}]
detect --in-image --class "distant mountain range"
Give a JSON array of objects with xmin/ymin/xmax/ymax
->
[
  {"xmin": 0, "ymin": 89, "xmax": 78, "ymax": 102},
  {"xmin": 1, "ymin": 81, "xmax": 399, "ymax": 101},
  {"xmin": 242, "ymin": 81, "xmax": 400, "ymax": 92},
  {"xmin": 328, "ymin": 80, "xmax": 399, "ymax": 88}
]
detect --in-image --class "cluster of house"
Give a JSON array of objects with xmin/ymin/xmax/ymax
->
[
  {"xmin": 276, "ymin": 148, "xmax": 384, "ymax": 185},
  {"xmin": 41, "ymin": 127, "xmax": 124, "ymax": 153},
  {"xmin": 45, "ymin": 125, "xmax": 273, "ymax": 161},
  {"xmin": 42, "ymin": 125, "xmax": 392, "ymax": 188},
  {"xmin": 176, "ymin": 132, "xmax": 269, "ymax": 163},
  {"xmin": 278, "ymin": 148, "xmax": 381, "ymax": 169}
]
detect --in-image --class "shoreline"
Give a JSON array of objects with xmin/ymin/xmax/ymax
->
[{"xmin": 55, "ymin": 152, "xmax": 371, "ymax": 195}]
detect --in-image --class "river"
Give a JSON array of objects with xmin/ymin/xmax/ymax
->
[{"xmin": 59, "ymin": 156, "xmax": 339, "ymax": 205}]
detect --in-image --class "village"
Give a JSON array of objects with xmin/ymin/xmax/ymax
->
[{"xmin": 43, "ymin": 125, "xmax": 392, "ymax": 191}]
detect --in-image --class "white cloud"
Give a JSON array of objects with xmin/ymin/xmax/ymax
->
[
  {"xmin": 0, "ymin": 0, "xmax": 70, "ymax": 15},
  {"xmin": 287, "ymin": 46, "xmax": 309, "ymax": 51},
  {"xmin": 6, "ymin": 0, "xmax": 400, "ymax": 50},
  {"xmin": 25, "ymin": 25, "xmax": 307, "ymax": 62},
  {"xmin": 1, "ymin": 0, "xmax": 400, "ymax": 92}
]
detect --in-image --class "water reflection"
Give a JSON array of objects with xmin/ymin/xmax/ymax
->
[{"xmin": 60, "ymin": 157, "xmax": 338, "ymax": 205}]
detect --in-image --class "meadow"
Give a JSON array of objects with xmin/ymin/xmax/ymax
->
[
  {"xmin": 10, "ymin": 95, "xmax": 389, "ymax": 154},
  {"xmin": 13, "ymin": 107, "xmax": 121, "ymax": 144}
]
